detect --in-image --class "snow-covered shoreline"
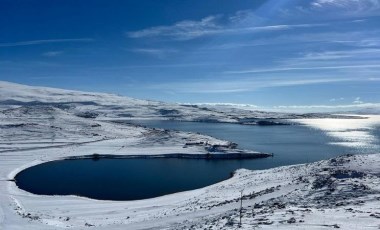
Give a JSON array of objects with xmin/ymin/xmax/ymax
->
[{"xmin": 3, "ymin": 147, "xmax": 380, "ymax": 229}]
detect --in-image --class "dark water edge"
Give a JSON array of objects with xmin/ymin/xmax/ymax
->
[
  {"xmin": 15, "ymin": 157, "xmax": 253, "ymax": 201},
  {"xmin": 66, "ymin": 152, "xmax": 272, "ymax": 160}
]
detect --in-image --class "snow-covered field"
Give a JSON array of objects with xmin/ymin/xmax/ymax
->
[{"xmin": 0, "ymin": 81, "xmax": 379, "ymax": 229}]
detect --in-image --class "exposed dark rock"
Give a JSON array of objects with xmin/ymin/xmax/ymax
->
[
  {"xmin": 287, "ymin": 217, "xmax": 296, "ymax": 224},
  {"xmin": 76, "ymin": 111, "xmax": 99, "ymax": 119}
]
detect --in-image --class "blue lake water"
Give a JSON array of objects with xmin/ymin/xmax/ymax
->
[
  {"xmin": 16, "ymin": 118, "xmax": 380, "ymax": 200},
  {"xmin": 127, "ymin": 119, "xmax": 380, "ymax": 168},
  {"xmin": 15, "ymin": 158, "xmax": 238, "ymax": 201}
]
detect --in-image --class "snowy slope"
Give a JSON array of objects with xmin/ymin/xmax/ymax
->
[
  {"xmin": 0, "ymin": 81, "xmax": 239, "ymax": 122},
  {"xmin": 0, "ymin": 81, "xmax": 147, "ymax": 104},
  {"xmin": 0, "ymin": 81, "xmax": 356, "ymax": 123}
]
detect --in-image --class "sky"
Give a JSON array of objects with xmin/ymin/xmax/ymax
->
[{"xmin": 0, "ymin": 0, "xmax": 380, "ymax": 112}]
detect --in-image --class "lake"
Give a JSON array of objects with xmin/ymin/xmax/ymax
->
[
  {"xmin": 127, "ymin": 116, "xmax": 380, "ymax": 168},
  {"xmin": 15, "ymin": 158, "xmax": 240, "ymax": 200},
  {"xmin": 15, "ymin": 116, "xmax": 380, "ymax": 200}
]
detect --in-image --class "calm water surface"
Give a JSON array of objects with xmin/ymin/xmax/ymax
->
[
  {"xmin": 128, "ymin": 117, "xmax": 380, "ymax": 168},
  {"xmin": 16, "ymin": 116, "xmax": 380, "ymax": 200},
  {"xmin": 16, "ymin": 158, "xmax": 239, "ymax": 200}
]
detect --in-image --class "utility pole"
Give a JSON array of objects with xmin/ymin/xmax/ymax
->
[{"xmin": 239, "ymin": 189, "xmax": 244, "ymax": 227}]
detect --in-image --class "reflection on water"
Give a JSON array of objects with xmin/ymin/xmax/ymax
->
[
  {"xmin": 294, "ymin": 115, "xmax": 380, "ymax": 152},
  {"xmin": 127, "ymin": 116, "xmax": 380, "ymax": 169}
]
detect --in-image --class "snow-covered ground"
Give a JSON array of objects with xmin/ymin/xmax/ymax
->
[{"xmin": 0, "ymin": 81, "xmax": 379, "ymax": 229}]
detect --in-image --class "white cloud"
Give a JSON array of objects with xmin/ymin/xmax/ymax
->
[
  {"xmin": 353, "ymin": 97, "xmax": 364, "ymax": 104},
  {"xmin": 191, "ymin": 102, "xmax": 259, "ymax": 109},
  {"xmin": 293, "ymin": 48, "xmax": 380, "ymax": 61},
  {"xmin": 293, "ymin": 30, "xmax": 380, "ymax": 48},
  {"xmin": 356, "ymin": 39, "xmax": 380, "ymax": 47},
  {"xmin": 127, "ymin": 15, "xmax": 222, "ymax": 40},
  {"xmin": 42, "ymin": 51, "xmax": 63, "ymax": 57},
  {"xmin": 272, "ymin": 102, "xmax": 380, "ymax": 112},
  {"xmin": 330, "ymin": 97, "xmax": 345, "ymax": 102},
  {"xmin": 147, "ymin": 77, "xmax": 353, "ymax": 94},
  {"xmin": 225, "ymin": 64, "xmax": 380, "ymax": 74},
  {"xmin": 131, "ymin": 48, "xmax": 178, "ymax": 59},
  {"xmin": 185, "ymin": 102, "xmax": 380, "ymax": 113},
  {"xmin": 311, "ymin": 0, "xmax": 380, "ymax": 11},
  {"xmin": 0, "ymin": 38, "xmax": 94, "ymax": 47},
  {"xmin": 309, "ymin": 0, "xmax": 380, "ymax": 18},
  {"xmin": 127, "ymin": 1, "xmax": 379, "ymax": 41},
  {"xmin": 298, "ymin": 52, "xmax": 351, "ymax": 60},
  {"xmin": 274, "ymin": 103, "xmax": 378, "ymax": 110},
  {"xmin": 206, "ymin": 30, "xmax": 380, "ymax": 50},
  {"xmin": 290, "ymin": 0, "xmax": 380, "ymax": 19},
  {"xmin": 228, "ymin": 10, "xmax": 263, "ymax": 24},
  {"xmin": 127, "ymin": 12, "xmax": 325, "ymax": 40}
]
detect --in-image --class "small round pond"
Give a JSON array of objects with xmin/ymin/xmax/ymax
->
[{"xmin": 15, "ymin": 157, "xmax": 259, "ymax": 201}]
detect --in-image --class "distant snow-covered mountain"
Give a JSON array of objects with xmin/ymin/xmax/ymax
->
[
  {"xmin": 0, "ymin": 81, "xmax": 359, "ymax": 122},
  {"xmin": 0, "ymin": 81, "xmax": 153, "ymax": 105},
  {"xmin": 345, "ymin": 107, "xmax": 380, "ymax": 115}
]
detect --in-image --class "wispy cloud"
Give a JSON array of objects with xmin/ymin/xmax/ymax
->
[
  {"xmin": 147, "ymin": 77, "xmax": 354, "ymax": 94},
  {"xmin": 225, "ymin": 64, "xmax": 380, "ymax": 74},
  {"xmin": 0, "ymin": 38, "xmax": 94, "ymax": 47},
  {"xmin": 185, "ymin": 101, "xmax": 380, "ymax": 113},
  {"xmin": 131, "ymin": 48, "xmax": 178, "ymax": 59},
  {"xmin": 42, "ymin": 51, "xmax": 64, "ymax": 57},
  {"xmin": 297, "ymin": 52, "xmax": 351, "ymax": 60},
  {"xmin": 330, "ymin": 97, "xmax": 345, "ymax": 102},
  {"xmin": 294, "ymin": 48, "xmax": 380, "ymax": 61},
  {"xmin": 294, "ymin": 30, "xmax": 380, "ymax": 48},
  {"xmin": 280, "ymin": 0, "xmax": 380, "ymax": 22},
  {"xmin": 249, "ymin": 48, "xmax": 380, "ymax": 80},
  {"xmin": 353, "ymin": 96, "xmax": 364, "ymax": 104},
  {"xmin": 311, "ymin": 0, "xmax": 380, "ymax": 12},
  {"xmin": 127, "ymin": 15, "xmax": 222, "ymax": 40},
  {"xmin": 355, "ymin": 39, "xmax": 380, "ymax": 47},
  {"xmin": 289, "ymin": 0, "xmax": 380, "ymax": 18},
  {"xmin": 205, "ymin": 29, "xmax": 380, "ymax": 51},
  {"xmin": 190, "ymin": 102, "xmax": 259, "ymax": 109},
  {"xmin": 89, "ymin": 62, "xmax": 221, "ymax": 70},
  {"xmin": 127, "ymin": 13, "xmax": 325, "ymax": 40},
  {"xmin": 272, "ymin": 102, "xmax": 380, "ymax": 112}
]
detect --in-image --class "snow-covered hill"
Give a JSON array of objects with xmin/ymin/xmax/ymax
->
[
  {"xmin": 0, "ymin": 81, "xmax": 356, "ymax": 124},
  {"xmin": 0, "ymin": 81, "xmax": 236, "ymax": 122}
]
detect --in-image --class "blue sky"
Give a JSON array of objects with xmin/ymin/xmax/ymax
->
[{"xmin": 1, "ymin": 0, "xmax": 380, "ymax": 111}]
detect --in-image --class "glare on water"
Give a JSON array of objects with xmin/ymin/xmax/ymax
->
[{"xmin": 294, "ymin": 115, "xmax": 380, "ymax": 151}]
